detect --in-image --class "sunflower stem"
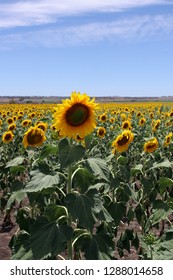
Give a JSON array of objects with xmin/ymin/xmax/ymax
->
[{"xmin": 67, "ymin": 157, "xmax": 73, "ymax": 259}]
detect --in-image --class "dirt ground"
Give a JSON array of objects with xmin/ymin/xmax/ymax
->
[{"xmin": 0, "ymin": 210, "xmax": 18, "ymax": 260}]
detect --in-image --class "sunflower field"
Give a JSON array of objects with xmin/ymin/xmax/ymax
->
[{"xmin": 1, "ymin": 92, "xmax": 173, "ymax": 260}]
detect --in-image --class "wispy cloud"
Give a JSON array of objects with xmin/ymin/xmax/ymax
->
[
  {"xmin": 0, "ymin": 0, "xmax": 172, "ymax": 28},
  {"xmin": 1, "ymin": 14, "xmax": 173, "ymax": 50}
]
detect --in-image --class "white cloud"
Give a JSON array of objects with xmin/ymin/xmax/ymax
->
[
  {"xmin": 0, "ymin": 0, "xmax": 172, "ymax": 28},
  {"xmin": 1, "ymin": 14, "xmax": 173, "ymax": 49}
]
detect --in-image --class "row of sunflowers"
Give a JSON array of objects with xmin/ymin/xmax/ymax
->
[
  {"xmin": 1, "ymin": 93, "xmax": 173, "ymax": 151},
  {"xmin": 1, "ymin": 92, "xmax": 173, "ymax": 260}
]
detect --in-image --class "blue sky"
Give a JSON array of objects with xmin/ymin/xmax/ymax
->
[{"xmin": 0, "ymin": 0, "xmax": 173, "ymax": 97}]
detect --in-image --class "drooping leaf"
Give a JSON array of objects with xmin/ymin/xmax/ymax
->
[
  {"xmin": 73, "ymin": 167, "xmax": 94, "ymax": 193},
  {"xmin": 6, "ymin": 191, "xmax": 27, "ymax": 209},
  {"xmin": 11, "ymin": 247, "xmax": 33, "ymax": 260},
  {"xmin": 151, "ymin": 158, "xmax": 172, "ymax": 169},
  {"xmin": 6, "ymin": 156, "xmax": 25, "ymax": 168},
  {"xmin": 65, "ymin": 192, "xmax": 96, "ymax": 230},
  {"xmin": 25, "ymin": 165, "xmax": 59, "ymax": 192},
  {"xmin": 158, "ymin": 177, "xmax": 173, "ymax": 194},
  {"xmin": 149, "ymin": 200, "xmax": 173, "ymax": 226},
  {"xmin": 82, "ymin": 235, "xmax": 112, "ymax": 260},
  {"xmin": 86, "ymin": 157, "xmax": 110, "ymax": 182},
  {"xmin": 107, "ymin": 202, "xmax": 126, "ymax": 226},
  {"xmin": 9, "ymin": 231, "xmax": 33, "ymax": 260},
  {"xmin": 30, "ymin": 216, "xmax": 73, "ymax": 259},
  {"xmin": 45, "ymin": 204, "xmax": 68, "ymax": 222}
]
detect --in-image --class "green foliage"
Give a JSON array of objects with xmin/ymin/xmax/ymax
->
[{"xmin": 3, "ymin": 103, "xmax": 173, "ymax": 260}]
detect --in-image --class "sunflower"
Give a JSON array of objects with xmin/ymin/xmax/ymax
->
[
  {"xmin": 139, "ymin": 117, "xmax": 146, "ymax": 126},
  {"xmin": 97, "ymin": 127, "xmax": 106, "ymax": 138},
  {"xmin": 112, "ymin": 130, "xmax": 134, "ymax": 153},
  {"xmin": 120, "ymin": 113, "xmax": 126, "ymax": 121},
  {"xmin": 121, "ymin": 120, "xmax": 131, "ymax": 130},
  {"xmin": 13, "ymin": 116, "xmax": 17, "ymax": 121},
  {"xmin": 51, "ymin": 124, "xmax": 56, "ymax": 131},
  {"xmin": 144, "ymin": 138, "xmax": 158, "ymax": 153},
  {"xmin": 23, "ymin": 126, "xmax": 46, "ymax": 148},
  {"xmin": 53, "ymin": 92, "xmax": 98, "ymax": 139},
  {"xmin": 8, "ymin": 123, "xmax": 16, "ymax": 131},
  {"xmin": 109, "ymin": 117, "xmax": 115, "ymax": 123},
  {"xmin": 100, "ymin": 113, "xmax": 107, "ymax": 122},
  {"xmin": 17, "ymin": 114, "xmax": 23, "ymax": 120},
  {"xmin": 7, "ymin": 117, "xmax": 13, "ymax": 124},
  {"xmin": 164, "ymin": 133, "xmax": 173, "ymax": 147},
  {"xmin": 22, "ymin": 119, "xmax": 31, "ymax": 127},
  {"xmin": 152, "ymin": 119, "xmax": 161, "ymax": 132},
  {"xmin": 2, "ymin": 131, "xmax": 14, "ymax": 143},
  {"xmin": 36, "ymin": 122, "xmax": 48, "ymax": 132}
]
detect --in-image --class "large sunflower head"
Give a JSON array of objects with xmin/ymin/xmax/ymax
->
[
  {"xmin": 112, "ymin": 130, "xmax": 134, "ymax": 153},
  {"xmin": 144, "ymin": 138, "xmax": 158, "ymax": 153},
  {"xmin": 2, "ymin": 131, "xmax": 14, "ymax": 143},
  {"xmin": 53, "ymin": 92, "xmax": 98, "ymax": 139},
  {"xmin": 22, "ymin": 126, "xmax": 46, "ymax": 148}
]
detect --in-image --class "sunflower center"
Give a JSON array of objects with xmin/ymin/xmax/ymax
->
[
  {"xmin": 66, "ymin": 103, "xmax": 89, "ymax": 126},
  {"xmin": 5, "ymin": 133, "xmax": 12, "ymax": 141},
  {"xmin": 117, "ymin": 134, "xmax": 129, "ymax": 146},
  {"xmin": 123, "ymin": 122, "xmax": 129, "ymax": 128},
  {"xmin": 147, "ymin": 143, "xmax": 156, "ymax": 149},
  {"xmin": 27, "ymin": 130, "xmax": 43, "ymax": 145},
  {"xmin": 99, "ymin": 129, "xmax": 105, "ymax": 136}
]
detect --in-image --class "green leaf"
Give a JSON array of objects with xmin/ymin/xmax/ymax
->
[
  {"xmin": 72, "ymin": 230, "xmax": 91, "ymax": 250},
  {"xmin": 90, "ymin": 189, "xmax": 113, "ymax": 223},
  {"xmin": 86, "ymin": 157, "xmax": 110, "ymax": 182},
  {"xmin": 82, "ymin": 235, "xmax": 112, "ymax": 260},
  {"xmin": 25, "ymin": 166, "xmax": 59, "ymax": 192},
  {"xmin": 11, "ymin": 247, "xmax": 33, "ymax": 260},
  {"xmin": 31, "ymin": 216, "xmax": 73, "ymax": 259},
  {"xmin": 45, "ymin": 204, "xmax": 68, "ymax": 222},
  {"xmin": 151, "ymin": 158, "xmax": 172, "ymax": 169},
  {"xmin": 149, "ymin": 200, "xmax": 172, "ymax": 226},
  {"xmin": 107, "ymin": 202, "xmax": 126, "ymax": 226},
  {"xmin": 131, "ymin": 164, "xmax": 143, "ymax": 176},
  {"xmin": 117, "ymin": 155, "xmax": 128, "ymax": 165},
  {"xmin": 39, "ymin": 144, "xmax": 58, "ymax": 159},
  {"xmin": 6, "ymin": 191, "xmax": 27, "ymax": 209},
  {"xmin": 65, "ymin": 192, "xmax": 97, "ymax": 230},
  {"xmin": 73, "ymin": 167, "xmax": 93, "ymax": 193},
  {"xmin": 59, "ymin": 138, "xmax": 85, "ymax": 168},
  {"xmin": 11, "ymin": 180, "xmax": 24, "ymax": 191},
  {"xmin": 10, "ymin": 165, "xmax": 26, "ymax": 175},
  {"xmin": 6, "ymin": 156, "xmax": 25, "ymax": 168},
  {"xmin": 158, "ymin": 177, "xmax": 173, "ymax": 194},
  {"xmin": 9, "ymin": 231, "xmax": 33, "ymax": 260},
  {"xmin": 119, "ymin": 166, "xmax": 130, "ymax": 182}
]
